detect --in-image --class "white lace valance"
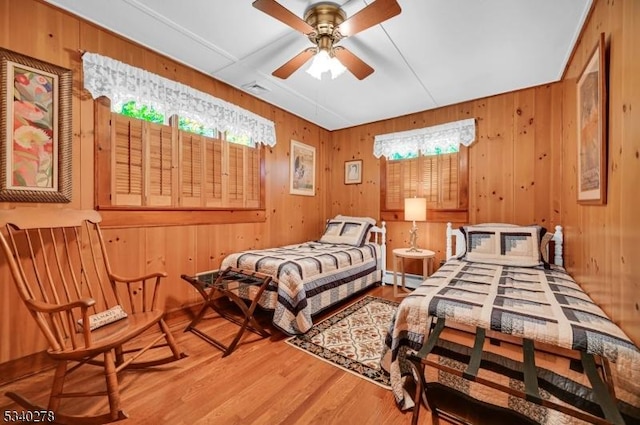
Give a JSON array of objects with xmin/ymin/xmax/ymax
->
[
  {"xmin": 373, "ymin": 118, "xmax": 476, "ymax": 158},
  {"xmin": 82, "ymin": 52, "xmax": 276, "ymax": 147}
]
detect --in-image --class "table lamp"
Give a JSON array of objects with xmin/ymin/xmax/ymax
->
[{"xmin": 404, "ymin": 197, "xmax": 427, "ymax": 252}]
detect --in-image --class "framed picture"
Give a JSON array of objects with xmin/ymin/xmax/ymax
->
[
  {"xmin": 0, "ymin": 47, "xmax": 72, "ymax": 203},
  {"xmin": 344, "ymin": 159, "xmax": 362, "ymax": 184},
  {"xmin": 576, "ymin": 32, "xmax": 607, "ymax": 205},
  {"xmin": 289, "ymin": 140, "xmax": 315, "ymax": 196}
]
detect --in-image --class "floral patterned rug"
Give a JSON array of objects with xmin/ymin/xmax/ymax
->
[{"xmin": 286, "ymin": 295, "xmax": 398, "ymax": 388}]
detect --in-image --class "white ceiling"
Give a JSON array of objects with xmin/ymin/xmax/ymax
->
[{"xmin": 45, "ymin": 0, "xmax": 592, "ymax": 131}]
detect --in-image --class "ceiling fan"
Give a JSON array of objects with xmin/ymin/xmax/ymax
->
[{"xmin": 253, "ymin": 0, "xmax": 401, "ymax": 80}]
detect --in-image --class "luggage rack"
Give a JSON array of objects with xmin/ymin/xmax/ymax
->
[{"xmin": 180, "ymin": 266, "xmax": 272, "ymax": 357}]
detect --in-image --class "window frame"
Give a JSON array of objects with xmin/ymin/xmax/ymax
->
[
  {"xmin": 94, "ymin": 97, "xmax": 266, "ymax": 227},
  {"xmin": 380, "ymin": 145, "xmax": 469, "ymax": 223}
]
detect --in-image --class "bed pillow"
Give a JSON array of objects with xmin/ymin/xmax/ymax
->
[
  {"xmin": 334, "ymin": 215, "xmax": 377, "ymax": 226},
  {"xmin": 462, "ymin": 224, "xmax": 545, "ymax": 267},
  {"xmin": 319, "ymin": 219, "xmax": 373, "ymax": 246}
]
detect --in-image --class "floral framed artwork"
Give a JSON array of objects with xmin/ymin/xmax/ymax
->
[
  {"xmin": 577, "ymin": 32, "xmax": 607, "ymax": 205},
  {"xmin": 0, "ymin": 48, "xmax": 72, "ymax": 203},
  {"xmin": 344, "ymin": 159, "xmax": 362, "ymax": 184},
  {"xmin": 289, "ymin": 140, "xmax": 315, "ymax": 196}
]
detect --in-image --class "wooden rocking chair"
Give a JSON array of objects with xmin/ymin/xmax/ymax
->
[{"xmin": 0, "ymin": 208, "xmax": 187, "ymax": 424}]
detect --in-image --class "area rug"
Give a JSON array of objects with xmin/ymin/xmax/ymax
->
[{"xmin": 286, "ymin": 295, "xmax": 398, "ymax": 389}]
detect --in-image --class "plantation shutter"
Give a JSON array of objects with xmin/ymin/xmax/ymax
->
[
  {"xmin": 180, "ymin": 132, "xmax": 204, "ymax": 207},
  {"xmin": 438, "ymin": 152, "xmax": 459, "ymax": 209},
  {"xmin": 383, "ymin": 152, "xmax": 462, "ymax": 211},
  {"xmin": 146, "ymin": 123, "xmax": 173, "ymax": 206},
  {"xmin": 204, "ymin": 136, "xmax": 223, "ymax": 207},
  {"xmin": 111, "ymin": 115, "xmax": 143, "ymax": 206},
  {"xmin": 105, "ymin": 112, "xmax": 263, "ymax": 210},
  {"xmin": 245, "ymin": 147, "xmax": 260, "ymax": 208}
]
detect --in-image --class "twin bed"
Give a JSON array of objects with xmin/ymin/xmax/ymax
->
[
  {"xmin": 380, "ymin": 223, "xmax": 640, "ymax": 424},
  {"xmin": 210, "ymin": 216, "xmax": 639, "ymax": 423},
  {"xmin": 217, "ymin": 215, "xmax": 386, "ymax": 335}
]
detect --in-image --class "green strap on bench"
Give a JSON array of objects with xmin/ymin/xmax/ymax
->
[
  {"xmin": 414, "ymin": 317, "xmax": 446, "ymax": 359},
  {"xmin": 463, "ymin": 327, "xmax": 485, "ymax": 380},
  {"xmin": 581, "ymin": 351, "xmax": 625, "ymax": 425},
  {"xmin": 522, "ymin": 338, "xmax": 541, "ymax": 403}
]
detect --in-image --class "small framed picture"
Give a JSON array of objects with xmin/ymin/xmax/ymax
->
[{"xmin": 344, "ymin": 159, "xmax": 362, "ymax": 185}]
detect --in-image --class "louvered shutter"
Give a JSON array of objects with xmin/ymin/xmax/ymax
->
[
  {"xmin": 111, "ymin": 114, "xmax": 143, "ymax": 206},
  {"xmin": 385, "ymin": 160, "xmax": 402, "ymax": 209},
  {"xmin": 438, "ymin": 152, "xmax": 459, "ymax": 208},
  {"xmin": 204, "ymin": 136, "xmax": 223, "ymax": 207},
  {"xmin": 180, "ymin": 131, "xmax": 203, "ymax": 207},
  {"xmin": 146, "ymin": 122, "xmax": 173, "ymax": 206},
  {"xmin": 227, "ymin": 143, "xmax": 244, "ymax": 207},
  {"xmin": 245, "ymin": 146, "xmax": 260, "ymax": 208}
]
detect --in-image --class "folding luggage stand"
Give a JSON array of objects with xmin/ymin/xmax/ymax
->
[{"xmin": 180, "ymin": 266, "xmax": 272, "ymax": 357}]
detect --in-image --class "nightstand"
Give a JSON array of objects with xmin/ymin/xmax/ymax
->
[{"xmin": 392, "ymin": 248, "xmax": 436, "ymax": 298}]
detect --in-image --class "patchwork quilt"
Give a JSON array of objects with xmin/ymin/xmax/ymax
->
[
  {"xmin": 220, "ymin": 242, "xmax": 381, "ymax": 334},
  {"xmin": 380, "ymin": 259, "xmax": 640, "ymax": 421}
]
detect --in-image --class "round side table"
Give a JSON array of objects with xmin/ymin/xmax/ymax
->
[{"xmin": 392, "ymin": 248, "xmax": 436, "ymax": 297}]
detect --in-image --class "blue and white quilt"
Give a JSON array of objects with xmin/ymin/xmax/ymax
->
[{"xmin": 220, "ymin": 242, "xmax": 381, "ymax": 334}]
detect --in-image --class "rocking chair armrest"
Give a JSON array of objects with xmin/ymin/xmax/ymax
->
[
  {"xmin": 25, "ymin": 298, "xmax": 96, "ymax": 314},
  {"xmin": 109, "ymin": 271, "xmax": 168, "ymax": 284}
]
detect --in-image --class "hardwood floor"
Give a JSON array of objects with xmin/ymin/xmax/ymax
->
[{"xmin": 0, "ymin": 285, "xmax": 434, "ymax": 425}]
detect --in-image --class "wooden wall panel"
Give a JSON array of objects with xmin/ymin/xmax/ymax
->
[
  {"xmin": 0, "ymin": 0, "xmax": 329, "ymax": 364},
  {"xmin": 559, "ymin": 0, "xmax": 640, "ymax": 345},
  {"xmin": 330, "ymin": 85, "xmax": 563, "ymax": 273}
]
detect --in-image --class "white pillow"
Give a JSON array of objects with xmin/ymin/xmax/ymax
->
[
  {"xmin": 319, "ymin": 219, "xmax": 373, "ymax": 246},
  {"xmin": 78, "ymin": 305, "xmax": 128, "ymax": 331},
  {"xmin": 333, "ymin": 215, "xmax": 377, "ymax": 226}
]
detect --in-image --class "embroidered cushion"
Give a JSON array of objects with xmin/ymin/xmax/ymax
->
[
  {"xmin": 462, "ymin": 224, "xmax": 545, "ymax": 267},
  {"xmin": 319, "ymin": 219, "xmax": 373, "ymax": 246},
  {"xmin": 78, "ymin": 305, "xmax": 128, "ymax": 331}
]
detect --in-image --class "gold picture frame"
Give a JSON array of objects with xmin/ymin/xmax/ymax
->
[
  {"xmin": 289, "ymin": 140, "xmax": 315, "ymax": 196},
  {"xmin": 0, "ymin": 47, "xmax": 72, "ymax": 203},
  {"xmin": 344, "ymin": 159, "xmax": 362, "ymax": 185},
  {"xmin": 576, "ymin": 32, "xmax": 607, "ymax": 205}
]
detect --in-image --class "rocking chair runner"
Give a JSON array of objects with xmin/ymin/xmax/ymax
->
[{"xmin": 0, "ymin": 208, "xmax": 187, "ymax": 424}]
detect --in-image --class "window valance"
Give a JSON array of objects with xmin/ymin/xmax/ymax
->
[
  {"xmin": 82, "ymin": 52, "xmax": 276, "ymax": 147},
  {"xmin": 373, "ymin": 118, "xmax": 476, "ymax": 158}
]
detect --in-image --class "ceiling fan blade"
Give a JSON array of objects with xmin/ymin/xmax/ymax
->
[
  {"xmin": 272, "ymin": 48, "xmax": 316, "ymax": 79},
  {"xmin": 252, "ymin": 0, "xmax": 315, "ymax": 34},
  {"xmin": 333, "ymin": 47, "xmax": 374, "ymax": 80},
  {"xmin": 337, "ymin": 0, "xmax": 401, "ymax": 37}
]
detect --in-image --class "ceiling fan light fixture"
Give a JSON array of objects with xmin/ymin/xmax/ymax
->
[{"xmin": 306, "ymin": 49, "xmax": 346, "ymax": 80}]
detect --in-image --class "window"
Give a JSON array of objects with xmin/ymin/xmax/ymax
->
[
  {"xmin": 381, "ymin": 147, "xmax": 468, "ymax": 223},
  {"xmin": 94, "ymin": 99, "xmax": 265, "ymax": 226}
]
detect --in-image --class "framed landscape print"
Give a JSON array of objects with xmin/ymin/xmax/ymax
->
[
  {"xmin": 576, "ymin": 32, "xmax": 607, "ymax": 205},
  {"xmin": 289, "ymin": 140, "xmax": 315, "ymax": 196},
  {"xmin": 344, "ymin": 159, "xmax": 362, "ymax": 184},
  {"xmin": 0, "ymin": 47, "xmax": 72, "ymax": 203}
]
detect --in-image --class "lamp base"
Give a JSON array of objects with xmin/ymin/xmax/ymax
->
[{"xmin": 408, "ymin": 221, "xmax": 421, "ymax": 252}]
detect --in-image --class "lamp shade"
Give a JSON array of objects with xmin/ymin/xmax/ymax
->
[{"xmin": 404, "ymin": 198, "xmax": 427, "ymax": 222}]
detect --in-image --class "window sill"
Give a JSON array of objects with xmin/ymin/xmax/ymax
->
[{"xmin": 97, "ymin": 207, "xmax": 266, "ymax": 228}]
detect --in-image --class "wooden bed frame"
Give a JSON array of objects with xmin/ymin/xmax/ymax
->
[{"xmin": 407, "ymin": 223, "xmax": 629, "ymax": 425}]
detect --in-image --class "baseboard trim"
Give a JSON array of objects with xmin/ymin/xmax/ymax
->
[{"xmin": 382, "ymin": 271, "xmax": 424, "ymax": 289}]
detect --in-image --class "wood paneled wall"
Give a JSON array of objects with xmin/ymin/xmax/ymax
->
[
  {"xmin": 559, "ymin": 0, "xmax": 640, "ymax": 345},
  {"xmin": 329, "ymin": 0, "xmax": 640, "ymax": 346},
  {"xmin": 1, "ymin": 0, "xmax": 639, "ymax": 367},
  {"xmin": 0, "ymin": 0, "xmax": 329, "ymax": 363},
  {"xmin": 330, "ymin": 83, "xmax": 563, "ymax": 274}
]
